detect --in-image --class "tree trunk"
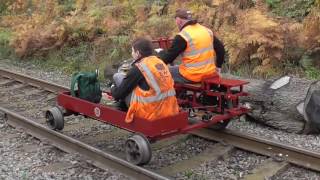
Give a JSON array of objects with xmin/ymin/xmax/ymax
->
[{"xmin": 226, "ymin": 75, "xmax": 315, "ymax": 134}]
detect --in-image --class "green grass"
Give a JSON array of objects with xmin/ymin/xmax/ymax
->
[
  {"xmin": 266, "ymin": 0, "xmax": 315, "ymax": 20},
  {"xmin": 183, "ymin": 170, "xmax": 207, "ymax": 180},
  {"xmin": 27, "ymin": 44, "xmax": 97, "ymax": 73},
  {"xmin": 0, "ymin": 0, "xmax": 15, "ymax": 15},
  {"xmin": 300, "ymin": 54, "xmax": 320, "ymax": 79},
  {"xmin": 58, "ymin": 0, "xmax": 76, "ymax": 15},
  {"xmin": 0, "ymin": 28, "xmax": 132, "ymax": 82},
  {"xmin": 0, "ymin": 28, "xmax": 14, "ymax": 59},
  {"xmin": 227, "ymin": 58, "xmax": 263, "ymax": 78},
  {"xmin": 305, "ymin": 67, "xmax": 320, "ymax": 80},
  {"xmin": 21, "ymin": 39, "xmax": 130, "ymax": 82}
]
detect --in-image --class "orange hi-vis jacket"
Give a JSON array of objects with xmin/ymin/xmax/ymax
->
[
  {"xmin": 125, "ymin": 56, "xmax": 179, "ymax": 123},
  {"xmin": 178, "ymin": 23, "xmax": 217, "ymax": 82}
]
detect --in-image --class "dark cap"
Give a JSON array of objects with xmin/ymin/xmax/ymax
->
[{"xmin": 175, "ymin": 9, "xmax": 193, "ymax": 20}]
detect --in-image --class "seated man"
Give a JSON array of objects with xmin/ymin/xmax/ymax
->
[
  {"xmin": 159, "ymin": 9, "xmax": 226, "ymax": 83},
  {"xmin": 111, "ymin": 38, "xmax": 179, "ymax": 123}
]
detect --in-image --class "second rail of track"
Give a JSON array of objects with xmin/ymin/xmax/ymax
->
[{"xmin": 192, "ymin": 129, "xmax": 320, "ymax": 172}]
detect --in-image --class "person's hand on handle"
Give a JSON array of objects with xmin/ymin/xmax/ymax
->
[
  {"xmin": 102, "ymin": 92, "xmax": 114, "ymax": 101},
  {"xmin": 154, "ymin": 48, "xmax": 164, "ymax": 53},
  {"xmin": 217, "ymin": 67, "xmax": 221, "ymax": 74}
]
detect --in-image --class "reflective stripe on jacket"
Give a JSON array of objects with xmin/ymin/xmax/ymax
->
[
  {"xmin": 178, "ymin": 23, "xmax": 217, "ymax": 82},
  {"xmin": 125, "ymin": 56, "xmax": 179, "ymax": 123}
]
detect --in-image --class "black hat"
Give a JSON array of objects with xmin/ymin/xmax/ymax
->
[{"xmin": 175, "ymin": 9, "xmax": 193, "ymax": 20}]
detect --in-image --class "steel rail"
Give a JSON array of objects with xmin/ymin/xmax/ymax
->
[
  {"xmin": 191, "ymin": 129, "xmax": 320, "ymax": 172},
  {"xmin": 2, "ymin": 68, "xmax": 320, "ymax": 173},
  {"xmin": 0, "ymin": 68, "xmax": 68, "ymax": 92},
  {"xmin": 0, "ymin": 107, "xmax": 169, "ymax": 180}
]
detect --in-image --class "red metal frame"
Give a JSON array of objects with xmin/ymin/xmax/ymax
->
[
  {"xmin": 57, "ymin": 90, "xmax": 248, "ymax": 141},
  {"xmin": 57, "ymin": 92, "xmax": 189, "ymax": 141},
  {"xmin": 152, "ymin": 38, "xmax": 173, "ymax": 50}
]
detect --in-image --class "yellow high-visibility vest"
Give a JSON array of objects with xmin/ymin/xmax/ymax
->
[
  {"xmin": 125, "ymin": 56, "xmax": 179, "ymax": 123},
  {"xmin": 178, "ymin": 23, "xmax": 217, "ymax": 82}
]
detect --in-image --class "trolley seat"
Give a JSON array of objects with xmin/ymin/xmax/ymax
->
[
  {"xmin": 175, "ymin": 75, "xmax": 249, "ymax": 96},
  {"xmin": 174, "ymin": 75, "xmax": 249, "ymax": 114},
  {"xmin": 204, "ymin": 77, "xmax": 249, "ymax": 97},
  {"xmin": 205, "ymin": 77, "xmax": 249, "ymax": 88},
  {"xmin": 175, "ymin": 82, "xmax": 202, "ymax": 91}
]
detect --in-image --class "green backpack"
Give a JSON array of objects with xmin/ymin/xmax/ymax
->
[{"xmin": 70, "ymin": 71, "xmax": 102, "ymax": 103}]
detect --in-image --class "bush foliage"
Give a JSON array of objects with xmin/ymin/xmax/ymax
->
[
  {"xmin": 0, "ymin": 0, "xmax": 319, "ymax": 78},
  {"xmin": 266, "ymin": 0, "xmax": 315, "ymax": 20}
]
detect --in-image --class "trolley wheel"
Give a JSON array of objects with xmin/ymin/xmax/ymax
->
[
  {"xmin": 125, "ymin": 134, "xmax": 152, "ymax": 165},
  {"xmin": 208, "ymin": 100, "xmax": 233, "ymax": 131},
  {"xmin": 46, "ymin": 106, "xmax": 64, "ymax": 131},
  {"xmin": 208, "ymin": 120, "xmax": 230, "ymax": 130}
]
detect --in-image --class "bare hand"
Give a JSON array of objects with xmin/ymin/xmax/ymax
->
[
  {"xmin": 154, "ymin": 48, "xmax": 163, "ymax": 53},
  {"xmin": 217, "ymin": 68, "xmax": 221, "ymax": 74},
  {"xmin": 102, "ymin": 92, "xmax": 114, "ymax": 101}
]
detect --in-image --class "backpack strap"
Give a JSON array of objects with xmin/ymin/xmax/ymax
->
[{"xmin": 70, "ymin": 73, "xmax": 84, "ymax": 97}]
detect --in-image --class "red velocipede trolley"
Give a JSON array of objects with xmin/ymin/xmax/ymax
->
[{"xmin": 45, "ymin": 38, "xmax": 250, "ymax": 165}]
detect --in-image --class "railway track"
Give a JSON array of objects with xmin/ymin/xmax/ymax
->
[{"xmin": 1, "ymin": 68, "xmax": 320, "ymax": 179}]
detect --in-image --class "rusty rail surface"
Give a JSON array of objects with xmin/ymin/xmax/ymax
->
[
  {"xmin": 192, "ymin": 129, "xmax": 320, "ymax": 172},
  {"xmin": 1, "ymin": 68, "xmax": 320, "ymax": 173}
]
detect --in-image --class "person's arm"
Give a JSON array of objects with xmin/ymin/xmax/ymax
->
[
  {"xmin": 213, "ymin": 36, "xmax": 225, "ymax": 68},
  {"xmin": 158, "ymin": 35, "xmax": 187, "ymax": 64},
  {"xmin": 111, "ymin": 65, "xmax": 144, "ymax": 100}
]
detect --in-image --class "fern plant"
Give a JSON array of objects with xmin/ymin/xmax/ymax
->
[
  {"xmin": 265, "ymin": 0, "xmax": 281, "ymax": 8},
  {"xmin": 266, "ymin": 0, "xmax": 315, "ymax": 20}
]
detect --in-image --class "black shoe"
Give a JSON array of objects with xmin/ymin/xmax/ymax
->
[{"xmin": 113, "ymin": 101, "xmax": 128, "ymax": 111}]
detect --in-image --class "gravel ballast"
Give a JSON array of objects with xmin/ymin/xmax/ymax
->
[
  {"xmin": 272, "ymin": 165, "xmax": 320, "ymax": 180},
  {"xmin": 228, "ymin": 118, "xmax": 320, "ymax": 152},
  {"xmin": 176, "ymin": 150, "xmax": 267, "ymax": 180},
  {"xmin": 2, "ymin": 59, "xmax": 319, "ymax": 153},
  {"xmin": 1, "ymin": 58, "xmax": 320, "ymax": 179}
]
